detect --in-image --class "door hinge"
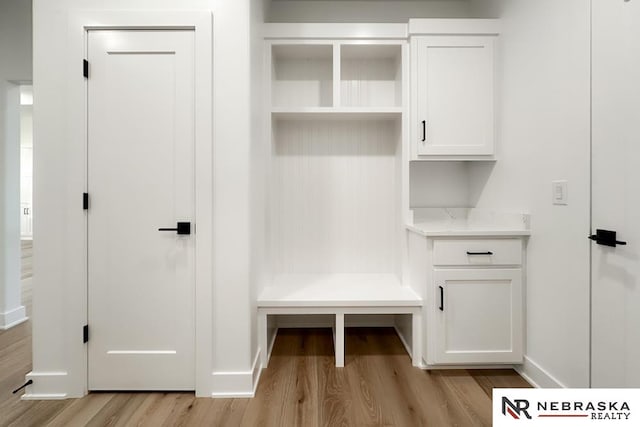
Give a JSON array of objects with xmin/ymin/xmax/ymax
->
[
  {"xmin": 83, "ymin": 325, "xmax": 89, "ymax": 343},
  {"xmin": 83, "ymin": 193, "xmax": 89, "ymax": 210},
  {"xmin": 83, "ymin": 59, "xmax": 89, "ymax": 78}
]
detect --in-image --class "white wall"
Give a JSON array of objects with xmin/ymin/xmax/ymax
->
[
  {"xmin": 0, "ymin": 0, "xmax": 31, "ymax": 330},
  {"xmin": 268, "ymin": 0, "xmax": 473, "ymax": 23},
  {"xmin": 469, "ymin": 0, "xmax": 591, "ymax": 388},
  {"xmin": 32, "ymin": 0, "xmax": 255, "ymax": 397},
  {"xmin": 410, "ymin": 162, "xmax": 475, "ymax": 208},
  {"xmin": 250, "ymin": 0, "xmax": 269, "ymax": 378}
]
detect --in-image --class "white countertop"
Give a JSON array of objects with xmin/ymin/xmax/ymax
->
[{"xmin": 406, "ymin": 208, "xmax": 531, "ymax": 237}]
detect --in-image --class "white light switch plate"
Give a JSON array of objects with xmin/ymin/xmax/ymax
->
[{"xmin": 552, "ymin": 180, "xmax": 568, "ymax": 205}]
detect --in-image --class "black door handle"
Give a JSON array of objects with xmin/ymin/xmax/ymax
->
[
  {"xmin": 438, "ymin": 286, "xmax": 444, "ymax": 311},
  {"xmin": 421, "ymin": 120, "xmax": 426, "ymax": 142},
  {"xmin": 158, "ymin": 221, "xmax": 191, "ymax": 235},
  {"xmin": 589, "ymin": 229, "xmax": 626, "ymax": 247},
  {"xmin": 467, "ymin": 251, "xmax": 494, "ymax": 256}
]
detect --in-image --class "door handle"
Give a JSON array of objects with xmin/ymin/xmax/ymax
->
[
  {"xmin": 589, "ymin": 229, "xmax": 626, "ymax": 247},
  {"xmin": 158, "ymin": 221, "xmax": 191, "ymax": 235},
  {"xmin": 466, "ymin": 251, "xmax": 494, "ymax": 256},
  {"xmin": 438, "ymin": 286, "xmax": 444, "ymax": 311},
  {"xmin": 421, "ymin": 120, "xmax": 426, "ymax": 142}
]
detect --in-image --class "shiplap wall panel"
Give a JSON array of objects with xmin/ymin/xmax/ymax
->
[
  {"xmin": 340, "ymin": 45, "xmax": 402, "ymax": 108},
  {"xmin": 341, "ymin": 58, "xmax": 399, "ymax": 107},
  {"xmin": 272, "ymin": 119, "xmax": 400, "ymax": 274}
]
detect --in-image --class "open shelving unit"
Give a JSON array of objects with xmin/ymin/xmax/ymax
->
[
  {"xmin": 267, "ymin": 40, "xmax": 407, "ymax": 286},
  {"xmin": 259, "ymin": 34, "xmax": 421, "ymax": 368},
  {"xmin": 270, "ymin": 42, "xmax": 403, "ymax": 115}
]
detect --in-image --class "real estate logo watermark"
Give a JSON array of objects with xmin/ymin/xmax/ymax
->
[
  {"xmin": 493, "ymin": 389, "xmax": 639, "ymax": 426},
  {"xmin": 502, "ymin": 396, "xmax": 532, "ymax": 420}
]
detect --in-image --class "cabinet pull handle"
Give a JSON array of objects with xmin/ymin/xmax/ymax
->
[
  {"xmin": 466, "ymin": 251, "xmax": 493, "ymax": 256},
  {"xmin": 421, "ymin": 120, "xmax": 426, "ymax": 142},
  {"xmin": 438, "ymin": 286, "xmax": 444, "ymax": 311}
]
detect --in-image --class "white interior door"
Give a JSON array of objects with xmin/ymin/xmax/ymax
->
[
  {"xmin": 87, "ymin": 30, "xmax": 195, "ymax": 390},
  {"xmin": 591, "ymin": 0, "xmax": 640, "ymax": 388}
]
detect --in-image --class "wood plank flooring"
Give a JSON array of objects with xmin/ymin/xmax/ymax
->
[
  {"xmin": 21, "ymin": 240, "xmax": 32, "ymax": 281},
  {"xmin": 1, "ymin": 241, "xmax": 531, "ymax": 426}
]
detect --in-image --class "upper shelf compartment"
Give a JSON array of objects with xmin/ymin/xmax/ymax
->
[
  {"xmin": 268, "ymin": 25, "xmax": 406, "ymax": 115},
  {"xmin": 340, "ymin": 44, "xmax": 402, "ymax": 108},
  {"xmin": 272, "ymin": 44, "xmax": 333, "ymax": 108}
]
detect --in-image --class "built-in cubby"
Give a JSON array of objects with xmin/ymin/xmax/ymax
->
[
  {"xmin": 260, "ymin": 33, "xmax": 421, "ymax": 369},
  {"xmin": 271, "ymin": 44, "xmax": 333, "ymax": 108},
  {"xmin": 340, "ymin": 44, "xmax": 402, "ymax": 108},
  {"xmin": 267, "ymin": 40, "xmax": 408, "ymax": 279}
]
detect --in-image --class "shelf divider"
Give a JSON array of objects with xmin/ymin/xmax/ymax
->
[{"xmin": 333, "ymin": 43, "xmax": 341, "ymax": 108}]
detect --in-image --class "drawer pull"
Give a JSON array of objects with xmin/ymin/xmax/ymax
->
[
  {"xmin": 466, "ymin": 251, "xmax": 493, "ymax": 256},
  {"xmin": 438, "ymin": 286, "xmax": 444, "ymax": 311}
]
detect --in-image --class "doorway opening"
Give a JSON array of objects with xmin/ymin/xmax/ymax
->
[
  {"xmin": 19, "ymin": 85, "xmax": 33, "ymax": 288},
  {"xmin": 19, "ymin": 85, "xmax": 33, "ymax": 243}
]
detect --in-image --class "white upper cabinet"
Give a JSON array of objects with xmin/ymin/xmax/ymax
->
[
  {"xmin": 410, "ymin": 20, "xmax": 500, "ymax": 160},
  {"xmin": 415, "ymin": 37, "xmax": 495, "ymax": 156}
]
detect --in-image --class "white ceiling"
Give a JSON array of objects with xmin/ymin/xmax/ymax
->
[{"xmin": 272, "ymin": 0, "xmax": 462, "ymax": 1}]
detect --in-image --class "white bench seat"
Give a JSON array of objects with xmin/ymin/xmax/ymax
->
[{"xmin": 257, "ymin": 274, "xmax": 423, "ymax": 368}]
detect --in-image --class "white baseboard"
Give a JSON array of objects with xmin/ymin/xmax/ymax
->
[
  {"xmin": 211, "ymin": 350, "xmax": 262, "ymax": 398},
  {"xmin": 0, "ymin": 305, "xmax": 28, "ymax": 330},
  {"xmin": 423, "ymin": 363, "xmax": 515, "ymax": 370},
  {"xmin": 515, "ymin": 356, "xmax": 566, "ymax": 388},
  {"xmin": 251, "ymin": 349, "xmax": 262, "ymax": 396},
  {"xmin": 21, "ymin": 393, "xmax": 68, "ymax": 400},
  {"xmin": 20, "ymin": 371, "xmax": 68, "ymax": 400}
]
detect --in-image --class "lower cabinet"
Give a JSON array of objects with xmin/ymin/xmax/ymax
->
[
  {"xmin": 432, "ymin": 268, "xmax": 523, "ymax": 364},
  {"xmin": 417, "ymin": 236, "xmax": 526, "ymax": 367}
]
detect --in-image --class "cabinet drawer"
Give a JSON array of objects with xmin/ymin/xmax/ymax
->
[{"xmin": 432, "ymin": 239, "xmax": 522, "ymax": 266}]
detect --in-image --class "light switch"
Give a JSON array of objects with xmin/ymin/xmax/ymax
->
[{"xmin": 552, "ymin": 180, "xmax": 568, "ymax": 205}]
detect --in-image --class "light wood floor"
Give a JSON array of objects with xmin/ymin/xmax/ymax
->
[{"xmin": 1, "ymin": 241, "xmax": 531, "ymax": 426}]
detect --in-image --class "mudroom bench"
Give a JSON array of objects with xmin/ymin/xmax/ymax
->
[{"xmin": 257, "ymin": 274, "xmax": 423, "ymax": 368}]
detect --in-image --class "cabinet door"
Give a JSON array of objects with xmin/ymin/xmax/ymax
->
[
  {"xmin": 414, "ymin": 36, "xmax": 495, "ymax": 157},
  {"xmin": 432, "ymin": 268, "xmax": 522, "ymax": 364}
]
